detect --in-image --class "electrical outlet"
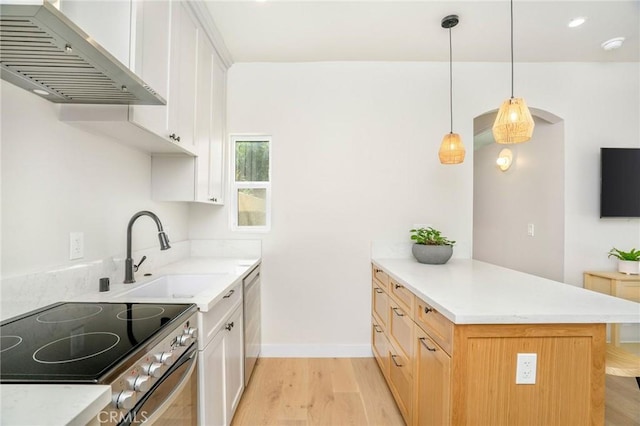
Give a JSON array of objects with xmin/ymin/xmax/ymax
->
[
  {"xmin": 69, "ymin": 232, "xmax": 84, "ymax": 260},
  {"xmin": 527, "ymin": 223, "xmax": 535, "ymax": 237},
  {"xmin": 516, "ymin": 353, "xmax": 537, "ymax": 384}
]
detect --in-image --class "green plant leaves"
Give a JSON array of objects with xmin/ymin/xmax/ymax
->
[
  {"xmin": 409, "ymin": 227, "xmax": 455, "ymax": 246},
  {"xmin": 607, "ymin": 247, "xmax": 640, "ymax": 261}
]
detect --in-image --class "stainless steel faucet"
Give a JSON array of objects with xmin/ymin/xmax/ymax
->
[{"xmin": 124, "ymin": 211, "xmax": 171, "ymax": 283}]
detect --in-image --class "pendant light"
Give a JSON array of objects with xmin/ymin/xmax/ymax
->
[
  {"xmin": 492, "ymin": 0, "xmax": 535, "ymax": 144},
  {"xmin": 438, "ymin": 15, "xmax": 465, "ymax": 165}
]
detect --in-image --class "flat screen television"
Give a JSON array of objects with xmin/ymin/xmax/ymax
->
[{"xmin": 600, "ymin": 148, "xmax": 640, "ymax": 218}]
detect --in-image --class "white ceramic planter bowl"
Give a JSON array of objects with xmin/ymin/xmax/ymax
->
[{"xmin": 618, "ymin": 260, "xmax": 640, "ymax": 275}]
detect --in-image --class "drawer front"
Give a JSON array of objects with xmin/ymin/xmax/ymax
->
[
  {"xmin": 415, "ymin": 297, "xmax": 453, "ymax": 356},
  {"xmin": 585, "ymin": 275, "xmax": 613, "ymax": 295},
  {"xmin": 616, "ymin": 282, "xmax": 640, "ymax": 302},
  {"xmin": 198, "ymin": 281, "xmax": 242, "ymax": 348},
  {"xmin": 372, "ymin": 282, "xmax": 389, "ymax": 330},
  {"xmin": 372, "ymin": 318, "xmax": 390, "ymax": 378},
  {"xmin": 415, "ymin": 326, "xmax": 451, "ymax": 426},
  {"xmin": 389, "ymin": 345, "xmax": 413, "ymax": 425},
  {"xmin": 389, "ymin": 302, "xmax": 414, "ymax": 363},
  {"xmin": 389, "ymin": 278, "xmax": 414, "ymax": 313},
  {"xmin": 372, "ymin": 264, "xmax": 389, "ymax": 288}
]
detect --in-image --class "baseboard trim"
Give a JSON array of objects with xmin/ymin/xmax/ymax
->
[{"xmin": 260, "ymin": 344, "xmax": 373, "ymax": 358}]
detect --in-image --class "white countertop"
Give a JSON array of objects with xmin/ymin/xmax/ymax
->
[
  {"xmin": 372, "ymin": 257, "xmax": 640, "ymax": 325},
  {"xmin": 0, "ymin": 385, "xmax": 111, "ymax": 426},
  {"xmin": 0, "ymin": 256, "xmax": 260, "ymax": 426}
]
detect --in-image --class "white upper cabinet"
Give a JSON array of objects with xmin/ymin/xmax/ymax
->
[
  {"xmin": 151, "ymin": 29, "xmax": 227, "ymax": 205},
  {"xmin": 57, "ymin": 0, "xmax": 132, "ymax": 67},
  {"xmin": 58, "ymin": 0, "xmax": 225, "ymax": 157},
  {"xmin": 126, "ymin": 0, "xmax": 172, "ymax": 137}
]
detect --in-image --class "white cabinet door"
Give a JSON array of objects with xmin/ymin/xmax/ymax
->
[
  {"xmin": 200, "ymin": 328, "xmax": 225, "ymax": 426},
  {"xmin": 199, "ymin": 305, "xmax": 244, "ymax": 426},
  {"xmin": 128, "ymin": 0, "xmax": 172, "ymax": 138},
  {"xmin": 57, "ymin": 0, "xmax": 132, "ymax": 67},
  {"xmin": 168, "ymin": 2, "xmax": 198, "ymax": 152},
  {"xmin": 195, "ymin": 33, "xmax": 214, "ymax": 202},
  {"xmin": 224, "ymin": 305, "xmax": 244, "ymax": 419},
  {"xmin": 208, "ymin": 50, "xmax": 227, "ymax": 204}
]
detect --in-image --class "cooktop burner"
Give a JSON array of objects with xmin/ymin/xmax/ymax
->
[
  {"xmin": 0, "ymin": 302, "xmax": 195, "ymax": 383},
  {"xmin": 36, "ymin": 304, "xmax": 103, "ymax": 323}
]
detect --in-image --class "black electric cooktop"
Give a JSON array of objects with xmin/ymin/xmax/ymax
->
[{"xmin": 0, "ymin": 302, "xmax": 195, "ymax": 384}]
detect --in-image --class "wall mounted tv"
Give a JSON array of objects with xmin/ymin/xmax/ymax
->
[{"xmin": 600, "ymin": 148, "xmax": 640, "ymax": 218}]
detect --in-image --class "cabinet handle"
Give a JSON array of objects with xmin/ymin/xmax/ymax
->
[
  {"xmin": 391, "ymin": 354, "xmax": 403, "ymax": 367},
  {"xmin": 392, "ymin": 307, "xmax": 404, "ymax": 317},
  {"xmin": 374, "ymin": 288, "xmax": 383, "ymax": 294},
  {"xmin": 169, "ymin": 133, "xmax": 181, "ymax": 142},
  {"xmin": 419, "ymin": 337, "xmax": 437, "ymax": 352},
  {"xmin": 424, "ymin": 306, "xmax": 434, "ymax": 314},
  {"xmin": 223, "ymin": 289, "xmax": 235, "ymax": 299},
  {"xmin": 225, "ymin": 321, "xmax": 234, "ymax": 331},
  {"xmin": 394, "ymin": 283, "xmax": 403, "ymax": 289},
  {"xmin": 209, "ymin": 197, "xmax": 217, "ymax": 203},
  {"xmin": 373, "ymin": 325, "xmax": 383, "ymax": 333},
  {"xmin": 375, "ymin": 269, "xmax": 382, "ymax": 273}
]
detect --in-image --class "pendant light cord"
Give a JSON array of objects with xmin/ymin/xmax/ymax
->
[
  {"xmin": 449, "ymin": 27, "xmax": 453, "ymax": 133},
  {"xmin": 510, "ymin": 0, "xmax": 514, "ymax": 98}
]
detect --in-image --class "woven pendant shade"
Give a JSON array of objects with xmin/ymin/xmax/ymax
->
[
  {"xmin": 493, "ymin": 97, "xmax": 535, "ymax": 144},
  {"xmin": 439, "ymin": 132, "xmax": 465, "ymax": 164}
]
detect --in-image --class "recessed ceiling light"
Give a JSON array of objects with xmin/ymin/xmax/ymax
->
[
  {"xmin": 568, "ymin": 17, "xmax": 586, "ymax": 28},
  {"xmin": 33, "ymin": 89, "xmax": 49, "ymax": 96},
  {"xmin": 601, "ymin": 37, "xmax": 625, "ymax": 51}
]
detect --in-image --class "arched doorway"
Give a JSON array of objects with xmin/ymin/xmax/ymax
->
[{"xmin": 472, "ymin": 108, "xmax": 566, "ymax": 281}]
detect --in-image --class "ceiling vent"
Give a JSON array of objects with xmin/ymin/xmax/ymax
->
[{"xmin": 0, "ymin": 1, "xmax": 165, "ymax": 105}]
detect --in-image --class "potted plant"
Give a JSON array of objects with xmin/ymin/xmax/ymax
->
[
  {"xmin": 607, "ymin": 247, "xmax": 640, "ymax": 275},
  {"xmin": 410, "ymin": 227, "xmax": 456, "ymax": 264}
]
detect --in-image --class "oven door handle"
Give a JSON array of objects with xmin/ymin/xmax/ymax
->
[{"xmin": 119, "ymin": 344, "xmax": 197, "ymax": 425}]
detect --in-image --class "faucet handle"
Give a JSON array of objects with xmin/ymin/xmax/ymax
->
[{"xmin": 133, "ymin": 256, "xmax": 147, "ymax": 272}]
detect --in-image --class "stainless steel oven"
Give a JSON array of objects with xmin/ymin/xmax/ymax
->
[
  {"xmin": 0, "ymin": 302, "xmax": 199, "ymax": 425},
  {"xmin": 116, "ymin": 344, "xmax": 197, "ymax": 425}
]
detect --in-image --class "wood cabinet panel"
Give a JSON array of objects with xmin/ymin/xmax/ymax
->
[
  {"xmin": 414, "ymin": 327, "xmax": 451, "ymax": 426},
  {"xmin": 389, "ymin": 343, "xmax": 413, "ymax": 425},
  {"xmin": 372, "ymin": 319, "xmax": 390, "ymax": 379},
  {"xmin": 389, "ymin": 279, "xmax": 415, "ymax": 314},
  {"xmin": 451, "ymin": 323, "xmax": 605, "ymax": 426},
  {"xmin": 373, "ymin": 265, "xmax": 390, "ymax": 288},
  {"xmin": 372, "ymin": 282, "xmax": 389, "ymax": 331},
  {"xmin": 389, "ymin": 302, "xmax": 414, "ymax": 364},
  {"xmin": 414, "ymin": 298, "xmax": 453, "ymax": 356}
]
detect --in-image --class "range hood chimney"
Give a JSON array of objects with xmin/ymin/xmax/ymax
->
[{"xmin": 0, "ymin": 1, "xmax": 166, "ymax": 105}]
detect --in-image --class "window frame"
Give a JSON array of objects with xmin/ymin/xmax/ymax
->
[{"xmin": 229, "ymin": 134, "xmax": 272, "ymax": 232}]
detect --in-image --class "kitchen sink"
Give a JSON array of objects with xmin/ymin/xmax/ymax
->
[{"xmin": 119, "ymin": 274, "xmax": 231, "ymax": 299}]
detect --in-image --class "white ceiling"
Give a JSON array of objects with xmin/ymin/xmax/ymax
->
[{"xmin": 204, "ymin": 1, "xmax": 640, "ymax": 63}]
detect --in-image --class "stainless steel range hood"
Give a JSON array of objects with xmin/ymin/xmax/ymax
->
[{"xmin": 0, "ymin": 1, "xmax": 166, "ymax": 105}]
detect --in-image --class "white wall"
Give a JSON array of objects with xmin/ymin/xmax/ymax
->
[
  {"xmin": 473, "ymin": 119, "xmax": 565, "ymax": 282},
  {"xmin": 0, "ymin": 81, "xmax": 190, "ymax": 279},
  {"xmin": 190, "ymin": 61, "xmax": 639, "ymax": 356},
  {"xmin": 190, "ymin": 62, "xmax": 475, "ymax": 355}
]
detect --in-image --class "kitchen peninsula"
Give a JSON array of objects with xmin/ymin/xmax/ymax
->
[{"xmin": 371, "ymin": 256, "xmax": 640, "ymax": 426}]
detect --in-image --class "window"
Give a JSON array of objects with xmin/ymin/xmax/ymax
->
[{"xmin": 230, "ymin": 135, "xmax": 271, "ymax": 231}]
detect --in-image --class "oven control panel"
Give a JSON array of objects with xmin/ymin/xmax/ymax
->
[{"xmin": 108, "ymin": 312, "xmax": 198, "ymax": 415}]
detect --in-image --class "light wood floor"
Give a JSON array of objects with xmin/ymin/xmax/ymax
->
[{"xmin": 232, "ymin": 358, "xmax": 639, "ymax": 426}]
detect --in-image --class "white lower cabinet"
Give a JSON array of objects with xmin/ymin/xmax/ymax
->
[{"xmin": 198, "ymin": 299, "xmax": 244, "ymax": 426}]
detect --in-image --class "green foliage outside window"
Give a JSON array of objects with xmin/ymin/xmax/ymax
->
[{"xmin": 235, "ymin": 141, "xmax": 269, "ymax": 182}]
